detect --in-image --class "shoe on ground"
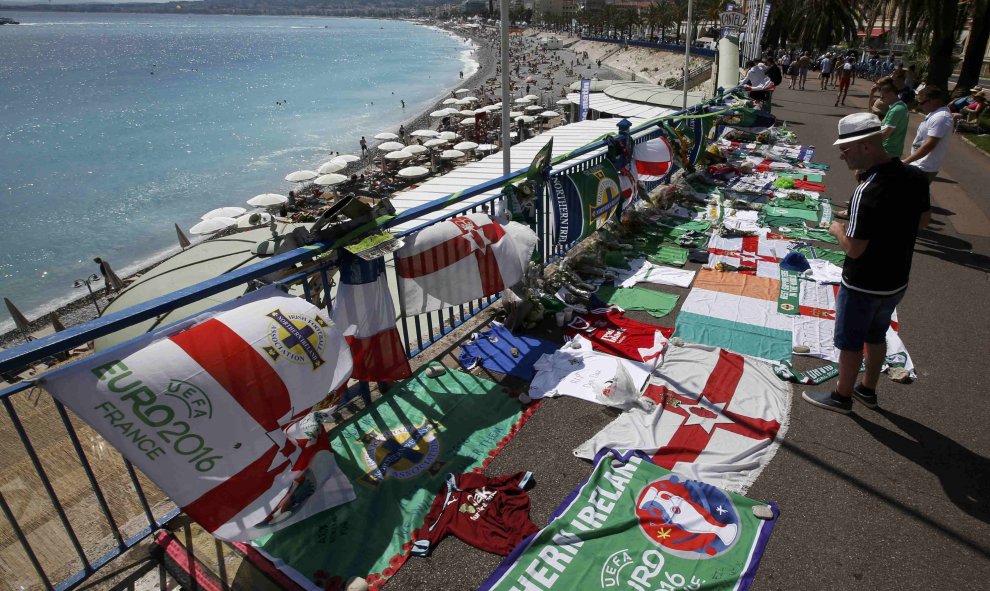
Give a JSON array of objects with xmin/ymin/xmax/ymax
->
[
  {"xmin": 852, "ymin": 383, "xmax": 878, "ymax": 408},
  {"xmin": 802, "ymin": 390, "xmax": 852, "ymax": 414}
]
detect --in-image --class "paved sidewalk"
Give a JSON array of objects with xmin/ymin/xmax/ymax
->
[{"xmin": 747, "ymin": 80, "xmax": 990, "ymax": 590}]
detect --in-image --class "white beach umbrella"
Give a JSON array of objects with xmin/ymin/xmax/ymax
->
[
  {"xmin": 405, "ymin": 144, "xmax": 430, "ymax": 155},
  {"xmin": 442, "ymin": 97, "xmax": 460, "ymax": 105},
  {"xmin": 317, "ymin": 160, "xmax": 347, "ymax": 174},
  {"xmin": 331, "ymin": 154, "xmax": 361, "ymax": 165},
  {"xmin": 540, "ymin": 110, "xmax": 561, "ymax": 118},
  {"xmin": 509, "ymin": 110, "xmax": 524, "ymax": 118},
  {"xmin": 378, "ymin": 141, "xmax": 405, "ymax": 151},
  {"xmin": 491, "ymin": 102, "xmax": 502, "ymax": 108},
  {"xmin": 525, "ymin": 104, "xmax": 544, "ymax": 112},
  {"xmin": 515, "ymin": 115, "xmax": 536, "ymax": 124},
  {"xmin": 514, "ymin": 98, "xmax": 532, "ymax": 105},
  {"xmin": 458, "ymin": 109, "xmax": 476, "ymax": 117},
  {"xmin": 384, "ymin": 149, "xmax": 414, "ymax": 161},
  {"xmin": 430, "ymin": 109, "xmax": 451, "ymax": 118},
  {"xmin": 441, "ymin": 149, "xmax": 466, "ymax": 160},
  {"xmin": 476, "ymin": 143, "xmax": 499, "ymax": 153},
  {"xmin": 190, "ymin": 217, "xmax": 237, "ymax": 235},
  {"xmin": 454, "ymin": 141, "xmax": 479, "ymax": 150},
  {"xmin": 474, "ymin": 107, "xmax": 491, "ymax": 115},
  {"xmin": 284, "ymin": 170, "xmax": 318, "ymax": 182},
  {"xmin": 459, "ymin": 118, "xmax": 477, "ymax": 126},
  {"xmin": 443, "ymin": 107, "xmax": 462, "ymax": 115},
  {"xmin": 374, "ymin": 132, "xmax": 399, "ymax": 140},
  {"xmin": 247, "ymin": 193, "xmax": 287, "ymax": 207},
  {"xmin": 201, "ymin": 206, "xmax": 246, "ymax": 220},
  {"xmin": 462, "ymin": 96, "xmax": 479, "ymax": 103},
  {"xmin": 524, "ymin": 94, "xmax": 540, "ymax": 101},
  {"xmin": 315, "ymin": 173, "xmax": 349, "ymax": 186},
  {"xmin": 455, "ymin": 88, "xmax": 471, "ymax": 95},
  {"xmin": 410, "ymin": 129, "xmax": 439, "ymax": 138},
  {"xmin": 397, "ymin": 166, "xmax": 431, "ymax": 178},
  {"xmin": 235, "ymin": 212, "xmax": 273, "ymax": 228},
  {"xmin": 455, "ymin": 98, "xmax": 472, "ymax": 106},
  {"xmin": 438, "ymin": 131, "xmax": 459, "ymax": 141},
  {"xmin": 556, "ymin": 98, "xmax": 574, "ymax": 106},
  {"xmin": 423, "ymin": 138, "xmax": 448, "ymax": 148}
]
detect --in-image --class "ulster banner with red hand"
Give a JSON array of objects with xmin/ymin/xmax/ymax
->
[{"xmin": 42, "ymin": 289, "xmax": 356, "ymax": 541}]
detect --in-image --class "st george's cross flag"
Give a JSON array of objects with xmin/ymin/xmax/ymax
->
[
  {"xmin": 42, "ymin": 289, "xmax": 357, "ymax": 541},
  {"xmin": 707, "ymin": 231, "xmax": 794, "ymax": 279},
  {"xmin": 634, "ymin": 136, "xmax": 674, "ymax": 181},
  {"xmin": 395, "ymin": 213, "xmax": 538, "ymax": 315},
  {"xmin": 574, "ymin": 343, "xmax": 791, "ymax": 493},
  {"xmin": 332, "ymin": 250, "xmax": 412, "ymax": 382}
]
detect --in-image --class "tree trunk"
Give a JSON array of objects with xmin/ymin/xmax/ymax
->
[
  {"xmin": 954, "ymin": 0, "xmax": 990, "ymax": 97},
  {"xmin": 926, "ymin": 0, "xmax": 960, "ymax": 89}
]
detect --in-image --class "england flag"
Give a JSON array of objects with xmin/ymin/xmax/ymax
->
[
  {"xmin": 42, "ymin": 289, "xmax": 356, "ymax": 541},
  {"xmin": 395, "ymin": 213, "xmax": 538, "ymax": 315},
  {"xmin": 332, "ymin": 250, "xmax": 412, "ymax": 382}
]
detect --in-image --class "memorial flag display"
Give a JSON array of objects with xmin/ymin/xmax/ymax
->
[
  {"xmin": 395, "ymin": 213, "xmax": 538, "ymax": 314},
  {"xmin": 42, "ymin": 289, "xmax": 356, "ymax": 541},
  {"xmin": 332, "ymin": 250, "xmax": 412, "ymax": 382},
  {"xmin": 634, "ymin": 136, "xmax": 674, "ymax": 181},
  {"xmin": 480, "ymin": 449, "xmax": 779, "ymax": 591},
  {"xmin": 548, "ymin": 159, "xmax": 623, "ymax": 245},
  {"xmin": 707, "ymin": 231, "xmax": 793, "ymax": 279},
  {"xmin": 575, "ymin": 344, "xmax": 792, "ymax": 492}
]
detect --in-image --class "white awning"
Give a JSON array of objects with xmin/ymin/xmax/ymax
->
[{"xmin": 566, "ymin": 92, "xmax": 676, "ymax": 120}]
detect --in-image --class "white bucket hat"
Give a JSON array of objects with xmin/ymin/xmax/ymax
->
[{"xmin": 833, "ymin": 112, "xmax": 883, "ymax": 145}]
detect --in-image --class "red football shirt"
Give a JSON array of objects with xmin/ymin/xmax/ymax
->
[{"xmin": 565, "ymin": 308, "xmax": 674, "ymax": 363}]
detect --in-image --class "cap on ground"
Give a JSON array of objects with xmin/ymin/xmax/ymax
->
[{"xmin": 833, "ymin": 112, "xmax": 883, "ymax": 145}]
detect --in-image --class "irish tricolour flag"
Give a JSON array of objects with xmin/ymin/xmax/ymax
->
[{"xmin": 675, "ymin": 269, "xmax": 793, "ymax": 362}]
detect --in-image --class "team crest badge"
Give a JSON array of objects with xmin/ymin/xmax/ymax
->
[
  {"xmin": 634, "ymin": 474, "xmax": 740, "ymax": 559},
  {"xmin": 588, "ymin": 168, "xmax": 621, "ymax": 229},
  {"xmin": 357, "ymin": 419, "xmax": 444, "ymax": 486},
  {"xmin": 261, "ymin": 308, "xmax": 328, "ymax": 370}
]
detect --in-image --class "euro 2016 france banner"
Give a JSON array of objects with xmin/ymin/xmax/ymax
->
[
  {"xmin": 42, "ymin": 288, "xmax": 357, "ymax": 541},
  {"xmin": 395, "ymin": 213, "xmax": 538, "ymax": 315},
  {"xmin": 575, "ymin": 344, "xmax": 791, "ymax": 493},
  {"xmin": 479, "ymin": 449, "xmax": 779, "ymax": 591},
  {"xmin": 549, "ymin": 159, "xmax": 623, "ymax": 245}
]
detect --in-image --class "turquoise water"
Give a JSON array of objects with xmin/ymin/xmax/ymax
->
[{"xmin": 0, "ymin": 11, "xmax": 475, "ymax": 332}]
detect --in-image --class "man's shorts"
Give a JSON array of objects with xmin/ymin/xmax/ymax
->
[
  {"xmin": 820, "ymin": 70, "xmax": 830, "ymax": 78},
  {"xmin": 834, "ymin": 285, "xmax": 905, "ymax": 351},
  {"xmin": 839, "ymin": 77, "xmax": 851, "ymax": 91}
]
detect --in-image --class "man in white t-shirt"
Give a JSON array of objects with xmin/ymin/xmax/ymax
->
[
  {"xmin": 819, "ymin": 55, "xmax": 833, "ymax": 90},
  {"xmin": 903, "ymin": 85, "xmax": 952, "ymax": 183}
]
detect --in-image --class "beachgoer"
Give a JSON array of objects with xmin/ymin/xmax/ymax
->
[
  {"xmin": 93, "ymin": 257, "xmax": 122, "ymax": 295},
  {"xmin": 819, "ymin": 54, "xmax": 833, "ymax": 90},
  {"xmin": 787, "ymin": 58, "xmax": 799, "ymax": 89},
  {"xmin": 802, "ymin": 113, "xmax": 930, "ymax": 414},
  {"xmin": 834, "ymin": 58, "xmax": 854, "ymax": 106},
  {"xmin": 401, "ymin": 99, "xmax": 405, "ymax": 109},
  {"xmin": 399, "ymin": 125, "xmax": 406, "ymax": 141},
  {"xmin": 360, "ymin": 136, "xmax": 367, "ymax": 156},
  {"xmin": 902, "ymin": 86, "xmax": 952, "ymax": 183},
  {"xmin": 798, "ymin": 52, "xmax": 810, "ymax": 90}
]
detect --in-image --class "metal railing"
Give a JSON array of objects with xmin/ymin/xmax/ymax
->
[{"xmin": 0, "ymin": 90, "xmax": 735, "ymax": 591}]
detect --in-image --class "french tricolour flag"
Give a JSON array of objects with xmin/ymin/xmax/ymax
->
[
  {"xmin": 634, "ymin": 137, "xmax": 673, "ymax": 181},
  {"xmin": 332, "ymin": 250, "xmax": 412, "ymax": 382}
]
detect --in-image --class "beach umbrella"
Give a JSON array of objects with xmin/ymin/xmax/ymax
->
[
  {"xmin": 374, "ymin": 132, "xmax": 399, "ymax": 140},
  {"xmin": 509, "ymin": 110, "xmax": 524, "ymax": 117},
  {"xmin": 454, "ymin": 141, "xmax": 479, "ymax": 150},
  {"xmin": 174, "ymin": 223, "xmax": 192, "ymax": 249},
  {"xmin": 491, "ymin": 102, "xmax": 502, "ymax": 108},
  {"xmin": 524, "ymin": 105, "xmax": 544, "ymax": 112},
  {"xmin": 405, "ymin": 144, "xmax": 429, "ymax": 155},
  {"xmin": 474, "ymin": 107, "xmax": 490, "ymax": 115},
  {"xmin": 430, "ymin": 109, "xmax": 451, "ymax": 118},
  {"xmin": 442, "ymin": 98, "xmax": 460, "ymax": 105},
  {"xmin": 462, "ymin": 96, "xmax": 479, "ymax": 103},
  {"xmin": 331, "ymin": 154, "xmax": 361, "ymax": 165},
  {"xmin": 317, "ymin": 160, "xmax": 347, "ymax": 175},
  {"xmin": 455, "ymin": 88, "xmax": 471, "ymax": 95},
  {"xmin": 438, "ymin": 131, "xmax": 459, "ymax": 140},
  {"xmin": 440, "ymin": 149, "xmax": 466, "ymax": 160},
  {"xmin": 458, "ymin": 109, "xmax": 476, "ymax": 117},
  {"xmin": 384, "ymin": 150, "xmax": 414, "ymax": 161},
  {"xmin": 476, "ymin": 143, "xmax": 499, "ymax": 153},
  {"xmin": 540, "ymin": 110, "xmax": 561, "ymax": 118},
  {"xmin": 423, "ymin": 138, "xmax": 448, "ymax": 148},
  {"xmin": 514, "ymin": 98, "xmax": 532, "ymax": 105},
  {"xmin": 410, "ymin": 129, "xmax": 439, "ymax": 138},
  {"xmin": 515, "ymin": 115, "xmax": 536, "ymax": 124},
  {"xmin": 459, "ymin": 118, "xmax": 476, "ymax": 126},
  {"xmin": 236, "ymin": 212, "xmax": 272, "ymax": 228},
  {"xmin": 378, "ymin": 141, "xmax": 405, "ymax": 152},
  {"xmin": 397, "ymin": 166, "xmax": 431, "ymax": 178},
  {"xmin": 4, "ymin": 297, "xmax": 32, "ymax": 341},
  {"xmin": 201, "ymin": 206, "xmax": 246, "ymax": 220},
  {"xmin": 284, "ymin": 170, "xmax": 318, "ymax": 182},
  {"xmin": 247, "ymin": 193, "xmax": 288, "ymax": 207},
  {"xmin": 556, "ymin": 98, "xmax": 573, "ymax": 106},
  {"xmin": 442, "ymin": 107, "xmax": 462, "ymax": 115},
  {"xmin": 189, "ymin": 217, "xmax": 237, "ymax": 235},
  {"xmin": 455, "ymin": 98, "xmax": 472, "ymax": 106},
  {"xmin": 314, "ymin": 173, "xmax": 349, "ymax": 186},
  {"xmin": 524, "ymin": 94, "xmax": 540, "ymax": 101}
]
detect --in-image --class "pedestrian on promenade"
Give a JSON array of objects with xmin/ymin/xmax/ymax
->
[
  {"xmin": 878, "ymin": 79, "xmax": 909, "ymax": 158},
  {"xmin": 834, "ymin": 57, "xmax": 854, "ymax": 106},
  {"xmin": 798, "ymin": 52, "xmax": 810, "ymax": 90},
  {"xmin": 902, "ymin": 86, "xmax": 952, "ymax": 183},
  {"xmin": 803, "ymin": 113, "xmax": 930, "ymax": 414},
  {"xmin": 819, "ymin": 53, "xmax": 833, "ymax": 90},
  {"xmin": 360, "ymin": 136, "xmax": 368, "ymax": 156}
]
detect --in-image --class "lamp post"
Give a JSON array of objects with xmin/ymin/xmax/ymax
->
[{"xmin": 74, "ymin": 274, "xmax": 102, "ymax": 316}]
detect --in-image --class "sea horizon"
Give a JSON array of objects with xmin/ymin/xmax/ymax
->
[{"xmin": 0, "ymin": 11, "xmax": 479, "ymax": 335}]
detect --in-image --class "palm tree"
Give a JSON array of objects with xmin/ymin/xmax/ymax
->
[
  {"xmin": 955, "ymin": 0, "xmax": 989, "ymax": 96},
  {"xmin": 763, "ymin": 0, "xmax": 860, "ymax": 51}
]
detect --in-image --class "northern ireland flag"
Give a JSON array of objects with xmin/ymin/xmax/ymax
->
[
  {"xmin": 574, "ymin": 344, "xmax": 792, "ymax": 493},
  {"xmin": 634, "ymin": 136, "xmax": 673, "ymax": 181},
  {"xmin": 707, "ymin": 231, "xmax": 793, "ymax": 279},
  {"xmin": 396, "ymin": 213, "xmax": 538, "ymax": 314},
  {"xmin": 675, "ymin": 269, "xmax": 793, "ymax": 362},
  {"xmin": 332, "ymin": 250, "xmax": 412, "ymax": 382},
  {"xmin": 41, "ymin": 289, "xmax": 356, "ymax": 541}
]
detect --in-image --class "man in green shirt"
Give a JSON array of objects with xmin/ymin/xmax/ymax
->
[{"xmin": 879, "ymin": 80, "xmax": 909, "ymax": 158}]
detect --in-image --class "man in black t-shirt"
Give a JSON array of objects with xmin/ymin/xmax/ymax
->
[{"xmin": 803, "ymin": 113, "xmax": 930, "ymax": 414}]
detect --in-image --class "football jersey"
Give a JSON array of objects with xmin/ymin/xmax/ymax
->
[
  {"xmin": 411, "ymin": 471, "xmax": 538, "ymax": 557},
  {"xmin": 564, "ymin": 308, "xmax": 674, "ymax": 363},
  {"xmin": 528, "ymin": 335, "xmax": 654, "ymax": 404}
]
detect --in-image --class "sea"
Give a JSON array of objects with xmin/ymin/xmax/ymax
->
[{"xmin": 0, "ymin": 11, "xmax": 477, "ymax": 334}]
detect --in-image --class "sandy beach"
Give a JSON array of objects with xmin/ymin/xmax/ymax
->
[{"xmin": 0, "ymin": 24, "xmax": 710, "ymax": 354}]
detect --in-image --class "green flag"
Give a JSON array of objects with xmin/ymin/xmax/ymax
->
[
  {"xmin": 480, "ymin": 450, "xmax": 778, "ymax": 591},
  {"xmin": 548, "ymin": 159, "xmax": 623, "ymax": 244}
]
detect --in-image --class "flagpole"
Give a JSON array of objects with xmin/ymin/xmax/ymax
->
[
  {"xmin": 683, "ymin": 0, "xmax": 693, "ymax": 109},
  {"xmin": 500, "ymin": 0, "xmax": 511, "ymax": 175}
]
